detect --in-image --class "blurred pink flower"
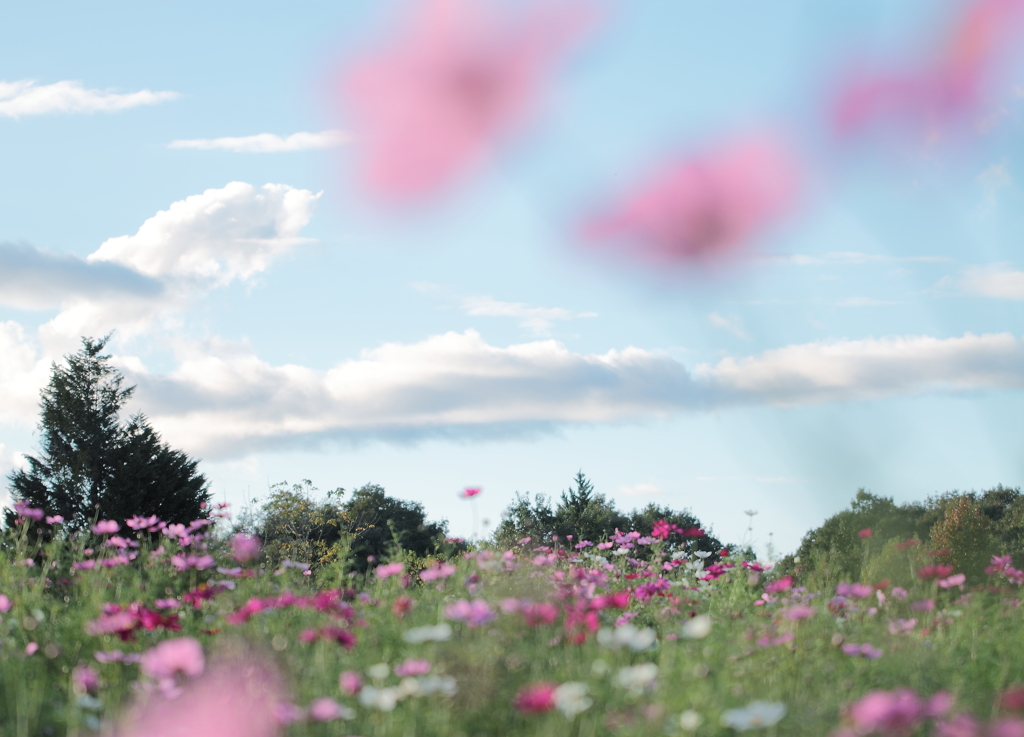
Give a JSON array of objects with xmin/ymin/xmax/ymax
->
[
  {"xmin": 515, "ymin": 682, "xmax": 557, "ymax": 713},
  {"xmin": 72, "ymin": 665, "xmax": 101, "ymax": 695},
  {"xmin": 25, "ymin": 642, "xmax": 38, "ymax": 655},
  {"xmin": 116, "ymin": 652, "xmax": 287, "ymax": 737},
  {"xmin": 841, "ymin": 642, "xmax": 884, "ymax": 660},
  {"xmin": 836, "ymin": 582, "xmax": 874, "ymax": 599},
  {"xmin": 990, "ymin": 719, "xmax": 1024, "ymax": 737},
  {"xmin": 92, "ymin": 520, "xmax": 120, "ymax": 534},
  {"xmin": 445, "ymin": 598, "xmax": 496, "ymax": 627},
  {"xmin": 374, "ymin": 562, "xmax": 406, "ymax": 579},
  {"xmin": 340, "ymin": 0, "xmax": 597, "ymax": 202},
  {"xmin": 846, "ymin": 688, "xmax": 950, "ymax": 736},
  {"xmin": 339, "ymin": 670, "xmax": 363, "ymax": 696},
  {"xmin": 858, "ymin": 528, "xmax": 873, "ymax": 539},
  {"xmin": 170, "ymin": 554, "xmax": 216, "ymax": 572},
  {"xmin": 231, "ymin": 534, "xmax": 261, "ymax": 563},
  {"xmin": 308, "ymin": 697, "xmax": 345, "ymax": 722},
  {"xmin": 395, "ymin": 658, "xmax": 432, "ymax": 677},
  {"xmin": 13, "ymin": 501, "xmax": 44, "ymax": 521},
  {"xmin": 0, "ymin": 594, "xmax": 10, "ymax": 612},
  {"xmin": 140, "ymin": 637, "xmax": 205, "ymax": 681},
  {"xmin": 938, "ymin": 573, "xmax": 967, "ymax": 589},
  {"xmin": 420, "ymin": 562, "xmax": 457, "ymax": 582},
  {"xmin": 581, "ymin": 134, "xmax": 800, "ymax": 266},
  {"xmin": 766, "ymin": 576, "xmax": 793, "ymax": 594},
  {"xmin": 460, "ymin": 487, "xmax": 482, "ymax": 499},
  {"xmin": 783, "ymin": 605, "xmax": 815, "ymax": 621},
  {"xmin": 45, "ymin": 515, "xmax": 63, "ymax": 525}
]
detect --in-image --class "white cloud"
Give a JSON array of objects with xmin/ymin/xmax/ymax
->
[
  {"xmin": 460, "ymin": 297, "xmax": 597, "ymax": 336},
  {"xmin": 977, "ymin": 161, "xmax": 1012, "ymax": 211},
  {"xmin": 168, "ymin": 130, "xmax": 350, "ymax": 153},
  {"xmin": 961, "ymin": 265, "xmax": 1024, "ymax": 300},
  {"xmin": 0, "ymin": 79, "xmax": 177, "ymax": 117},
  {"xmin": 708, "ymin": 313, "xmax": 748, "ymax": 340},
  {"xmin": 698, "ymin": 332, "xmax": 1024, "ymax": 406},
  {"xmin": 119, "ymin": 329, "xmax": 1024, "ymax": 458},
  {"xmin": 771, "ymin": 252, "xmax": 950, "ymax": 266},
  {"xmin": 836, "ymin": 297, "xmax": 901, "ymax": 307},
  {"xmin": 0, "ymin": 241, "xmax": 163, "ymax": 310},
  {"xmin": 619, "ymin": 483, "xmax": 662, "ymax": 497},
  {"xmin": 0, "ymin": 322, "xmax": 50, "ymax": 427},
  {"xmin": 88, "ymin": 182, "xmax": 321, "ymax": 285}
]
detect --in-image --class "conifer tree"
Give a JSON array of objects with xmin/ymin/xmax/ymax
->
[{"xmin": 5, "ymin": 335, "xmax": 209, "ymax": 531}]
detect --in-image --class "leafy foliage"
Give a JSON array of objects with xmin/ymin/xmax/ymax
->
[{"xmin": 5, "ymin": 336, "xmax": 209, "ymax": 533}]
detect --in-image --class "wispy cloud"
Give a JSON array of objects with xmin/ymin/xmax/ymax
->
[
  {"xmin": 768, "ymin": 252, "xmax": 951, "ymax": 266},
  {"xmin": 619, "ymin": 483, "xmax": 662, "ymax": 497},
  {"xmin": 708, "ymin": 313, "xmax": 748, "ymax": 340},
  {"xmin": 836, "ymin": 297, "xmax": 901, "ymax": 307},
  {"xmin": 460, "ymin": 297, "xmax": 597, "ymax": 335},
  {"xmin": 168, "ymin": 130, "xmax": 350, "ymax": 153},
  {"xmin": 0, "ymin": 80, "xmax": 177, "ymax": 117},
  {"xmin": 960, "ymin": 265, "xmax": 1024, "ymax": 300}
]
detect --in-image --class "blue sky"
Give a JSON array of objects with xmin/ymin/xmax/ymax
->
[{"xmin": 2, "ymin": 1, "xmax": 1023, "ymax": 556}]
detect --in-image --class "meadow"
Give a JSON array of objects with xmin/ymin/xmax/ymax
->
[{"xmin": 2, "ymin": 505, "xmax": 1024, "ymax": 737}]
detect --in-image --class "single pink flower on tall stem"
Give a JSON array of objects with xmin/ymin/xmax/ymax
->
[
  {"xmin": 339, "ymin": 0, "xmax": 598, "ymax": 203},
  {"xmin": 581, "ymin": 134, "xmax": 800, "ymax": 268}
]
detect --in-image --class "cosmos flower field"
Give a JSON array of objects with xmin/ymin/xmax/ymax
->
[{"xmin": 2, "ymin": 507, "xmax": 1024, "ymax": 737}]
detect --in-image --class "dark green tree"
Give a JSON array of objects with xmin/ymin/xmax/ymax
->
[
  {"xmin": 5, "ymin": 336, "xmax": 210, "ymax": 532},
  {"xmin": 341, "ymin": 484, "xmax": 448, "ymax": 570},
  {"xmin": 492, "ymin": 492, "xmax": 558, "ymax": 548},
  {"xmin": 553, "ymin": 471, "xmax": 628, "ymax": 543}
]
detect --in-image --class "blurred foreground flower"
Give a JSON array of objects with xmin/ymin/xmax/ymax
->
[
  {"xmin": 581, "ymin": 134, "xmax": 799, "ymax": 267},
  {"xmin": 720, "ymin": 701, "xmax": 787, "ymax": 731},
  {"xmin": 115, "ymin": 650, "xmax": 287, "ymax": 737},
  {"xmin": 340, "ymin": 0, "xmax": 597, "ymax": 203}
]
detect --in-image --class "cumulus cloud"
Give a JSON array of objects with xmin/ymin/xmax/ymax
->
[
  {"xmin": 0, "ymin": 79, "xmax": 177, "ymax": 117},
  {"xmin": 121, "ymin": 330, "xmax": 1024, "ymax": 459},
  {"xmin": 168, "ymin": 130, "xmax": 350, "ymax": 153},
  {"xmin": 0, "ymin": 241, "xmax": 163, "ymax": 310},
  {"xmin": 0, "ymin": 322, "xmax": 50, "ymax": 427},
  {"xmin": 88, "ymin": 182, "xmax": 321, "ymax": 285},
  {"xmin": 961, "ymin": 265, "xmax": 1024, "ymax": 300}
]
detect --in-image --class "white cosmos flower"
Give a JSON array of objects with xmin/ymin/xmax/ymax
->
[
  {"xmin": 402, "ymin": 623, "xmax": 453, "ymax": 644},
  {"xmin": 553, "ymin": 682, "xmax": 592, "ymax": 718},
  {"xmin": 720, "ymin": 701, "xmax": 787, "ymax": 731},
  {"xmin": 682, "ymin": 614, "xmax": 713, "ymax": 639},
  {"xmin": 366, "ymin": 663, "xmax": 390, "ymax": 680},
  {"xmin": 613, "ymin": 663, "xmax": 659, "ymax": 695},
  {"xmin": 358, "ymin": 686, "xmax": 399, "ymax": 712},
  {"xmin": 679, "ymin": 709, "xmax": 703, "ymax": 730},
  {"xmin": 417, "ymin": 675, "xmax": 458, "ymax": 697},
  {"xmin": 596, "ymin": 624, "xmax": 657, "ymax": 652}
]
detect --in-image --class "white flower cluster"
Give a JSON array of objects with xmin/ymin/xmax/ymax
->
[
  {"xmin": 552, "ymin": 682, "xmax": 592, "ymax": 718},
  {"xmin": 402, "ymin": 623, "xmax": 453, "ymax": 644},
  {"xmin": 358, "ymin": 676, "xmax": 458, "ymax": 712},
  {"xmin": 720, "ymin": 701, "xmax": 787, "ymax": 731},
  {"xmin": 596, "ymin": 623, "xmax": 657, "ymax": 652},
  {"xmin": 613, "ymin": 663, "xmax": 659, "ymax": 695},
  {"xmin": 681, "ymin": 614, "xmax": 713, "ymax": 639}
]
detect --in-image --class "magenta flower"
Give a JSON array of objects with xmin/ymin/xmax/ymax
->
[
  {"xmin": 340, "ymin": 0, "xmax": 596, "ymax": 203},
  {"xmin": 394, "ymin": 658, "xmax": 432, "ymax": 677},
  {"xmin": 990, "ymin": 719, "xmax": 1024, "ymax": 737},
  {"xmin": 582, "ymin": 134, "xmax": 800, "ymax": 266},
  {"xmin": 514, "ymin": 682, "xmax": 557, "ymax": 713},
  {"xmin": 912, "ymin": 599, "xmax": 936, "ymax": 612},
  {"xmin": 13, "ymin": 502, "xmax": 44, "ymax": 521},
  {"xmin": 45, "ymin": 515, "xmax": 63, "ymax": 524},
  {"xmin": 445, "ymin": 598, "xmax": 496, "ymax": 627},
  {"xmin": 0, "ymin": 594, "xmax": 10, "ymax": 612},
  {"xmin": 170, "ymin": 554, "xmax": 216, "ymax": 571},
  {"xmin": 845, "ymin": 688, "xmax": 951, "ymax": 736},
  {"xmin": 141, "ymin": 637, "xmax": 205, "ymax": 682},
  {"xmin": 938, "ymin": 573, "xmax": 967, "ymax": 589},
  {"xmin": 858, "ymin": 528, "xmax": 873, "ymax": 538},
  {"xmin": 766, "ymin": 576, "xmax": 794, "ymax": 594},
  {"xmin": 783, "ymin": 605, "xmax": 815, "ymax": 621},
  {"xmin": 92, "ymin": 519, "xmax": 120, "ymax": 534},
  {"xmin": 836, "ymin": 582, "xmax": 875, "ymax": 599},
  {"xmin": 308, "ymin": 698, "xmax": 345, "ymax": 722},
  {"xmin": 374, "ymin": 562, "xmax": 406, "ymax": 579},
  {"xmin": 72, "ymin": 665, "xmax": 101, "ymax": 695},
  {"xmin": 841, "ymin": 642, "xmax": 884, "ymax": 660},
  {"xmin": 231, "ymin": 533, "xmax": 262, "ymax": 563},
  {"xmin": 460, "ymin": 487, "xmax": 482, "ymax": 499}
]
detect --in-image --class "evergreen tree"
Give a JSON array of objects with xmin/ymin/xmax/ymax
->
[{"xmin": 5, "ymin": 336, "xmax": 210, "ymax": 532}]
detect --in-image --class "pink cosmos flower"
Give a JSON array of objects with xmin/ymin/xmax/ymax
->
[
  {"xmin": 766, "ymin": 576, "xmax": 793, "ymax": 594},
  {"xmin": 842, "ymin": 642, "xmax": 884, "ymax": 660},
  {"xmin": 374, "ymin": 562, "xmax": 406, "ymax": 579},
  {"xmin": 126, "ymin": 514, "xmax": 162, "ymax": 531},
  {"xmin": 231, "ymin": 534, "xmax": 262, "ymax": 563},
  {"xmin": 938, "ymin": 573, "xmax": 967, "ymax": 589},
  {"xmin": 581, "ymin": 134, "xmax": 800, "ymax": 266},
  {"xmin": 783, "ymin": 605, "xmax": 815, "ymax": 621},
  {"xmin": 846, "ymin": 688, "xmax": 949, "ymax": 736},
  {"xmin": 888, "ymin": 618, "xmax": 917, "ymax": 635},
  {"xmin": 932, "ymin": 713, "xmax": 982, "ymax": 737},
  {"xmin": 45, "ymin": 515, "xmax": 63, "ymax": 525},
  {"xmin": 171, "ymin": 554, "xmax": 216, "ymax": 572},
  {"xmin": 25, "ymin": 642, "xmax": 38, "ymax": 655},
  {"xmin": 115, "ymin": 652, "xmax": 287, "ymax": 737},
  {"xmin": 394, "ymin": 658, "xmax": 432, "ymax": 677},
  {"xmin": 515, "ymin": 682, "xmax": 557, "ymax": 713},
  {"xmin": 460, "ymin": 487, "xmax": 482, "ymax": 499},
  {"xmin": 836, "ymin": 582, "xmax": 875, "ymax": 599},
  {"xmin": 72, "ymin": 665, "xmax": 101, "ymax": 695},
  {"xmin": 0, "ymin": 594, "xmax": 10, "ymax": 612},
  {"xmin": 92, "ymin": 520, "xmax": 120, "ymax": 535},
  {"xmin": 13, "ymin": 501, "xmax": 44, "ymax": 521},
  {"xmin": 308, "ymin": 698, "xmax": 345, "ymax": 722},
  {"xmin": 912, "ymin": 599, "xmax": 936, "ymax": 612},
  {"xmin": 990, "ymin": 719, "xmax": 1024, "ymax": 737},
  {"xmin": 521, "ymin": 601, "xmax": 559, "ymax": 627},
  {"xmin": 340, "ymin": 0, "xmax": 597, "ymax": 203},
  {"xmin": 140, "ymin": 637, "xmax": 205, "ymax": 681},
  {"xmin": 445, "ymin": 598, "xmax": 496, "ymax": 627},
  {"xmin": 420, "ymin": 562, "xmax": 457, "ymax": 582},
  {"xmin": 339, "ymin": 670, "xmax": 363, "ymax": 696},
  {"xmin": 858, "ymin": 528, "xmax": 873, "ymax": 539}
]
